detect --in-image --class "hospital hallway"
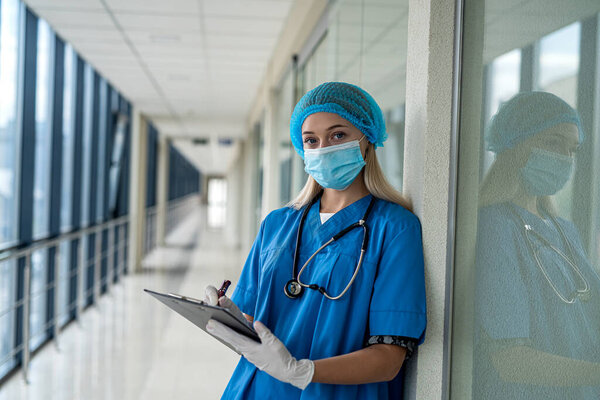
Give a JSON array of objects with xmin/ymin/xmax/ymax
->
[
  {"xmin": 3, "ymin": 0, "xmax": 600, "ymax": 397},
  {"xmin": 0, "ymin": 206, "xmax": 242, "ymax": 400}
]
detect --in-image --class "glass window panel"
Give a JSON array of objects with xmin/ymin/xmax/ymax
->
[
  {"xmin": 60, "ymin": 44, "xmax": 76, "ymax": 232},
  {"xmin": 207, "ymin": 178, "xmax": 227, "ymax": 228},
  {"xmin": 80, "ymin": 64, "xmax": 94, "ymax": 226},
  {"xmin": 32, "ymin": 19, "xmax": 55, "ymax": 239},
  {"xmin": 480, "ymin": 50, "xmax": 522, "ymax": 177},
  {"xmin": 96, "ymin": 79, "xmax": 107, "ymax": 223},
  {"xmin": 451, "ymin": 2, "xmax": 600, "ymax": 399},
  {"xmin": 276, "ymin": 70, "xmax": 294, "ymax": 204},
  {"xmin": 325, "ymin": 0, "xmax": 409, "ymax": 191},
  {"xmin": 0, "ymin": 0, "xmax": 23, "ymax": 248},
  {"xmin": 58, "ymin": 240, "xmax": 71, "ymax": 327},
  {"xmin": 0, "ymin": 260, "xmax": 17, "ymax": 378},
  {"xmin": 30, "ymin": 249, "xmax": 49, "ymax": 351},
  {"xmin": 537, "ymin": 22, "xmax": 581, "ymax": 104}
]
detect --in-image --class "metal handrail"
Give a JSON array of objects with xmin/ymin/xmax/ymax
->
[
  {"xmin": 0, "ymin": 215, "xmax": 130, "ymax": 383},
  {"xmin": 0, "ymin": 195, "xmax": 199, "ymax": 383},
  {"xmin": 0, "ymin": 215, "xmax": 129, "ymax": 263}
]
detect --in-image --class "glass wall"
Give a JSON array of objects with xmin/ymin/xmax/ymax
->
[
  {"xmin": 0, "ymin": 0, "xmax": 23, "ymax": 248},
  {"xmin": 275, "ymin": 70, "xmax": 295, "ymax": 204},
  {"xmin": 287, "ymin": 0, "xmax": 410, "ymax": 199},
  {"xmin": 32, "ymin": 19, "xmax": 55, "ymax": 239},
  {"xmin": 80, "ymin": 63, "xmax": 94, "ymax": 227},
  {"xmin": 451, "ymin": 1, "xmax": 600, "ymax": 398},
  {"xmin": 207, "ymin": 177, "xmax": 227, "ymax": 229},
  {"xmin": 60, "ymin": 44, "xmax": 76, "ymax": 232},
  {"xmin": 96, "ymin": 78, "xmax": 108, "ymax": 223},
  {"xmin": 0, "ymin": 0, "xmax": 134, "ymax": 381},
  {"xmin": 0, "ymin": 260, "xmax": 16, "ymax": 377},
  {"xmin": 167, "ymin": 145, "xmax": 201, "ymax": 201},
  {"xmin": 29, "ymin": 249, "xmax": 49, "ymax": 350}
]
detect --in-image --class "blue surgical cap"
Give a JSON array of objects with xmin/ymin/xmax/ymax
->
[
  {"xmin": 290, "ymin": 82, "xmax": 387, "ymax": 159},
  {"xmin": 486, "ymin": 91, "xmax": 584, "ymax": 154}
]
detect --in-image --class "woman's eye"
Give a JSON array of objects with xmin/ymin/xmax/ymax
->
[
  {"xmin": 332, "ymin": 132, "xmax": 346, "ymax": 140},
  {"xmin": 303, "ymin": 137, "xmax": 317, "ymax": 144}
]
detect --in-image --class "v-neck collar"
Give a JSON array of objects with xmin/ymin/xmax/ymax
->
[{"xmin": 304, "ymin": 193, "xmax": 374, "ymax": 245}]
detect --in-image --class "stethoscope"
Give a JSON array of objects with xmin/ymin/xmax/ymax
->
[
  {"xmin": 508, "ymin": 203, "xmax": 591, "ymax": 304},
  {"xmin": 284, "ymin": 191, "xmax": 377, "ymax": 300}
]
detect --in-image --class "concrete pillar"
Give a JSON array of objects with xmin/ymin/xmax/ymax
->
[
  {"xmin": 240, "ymin": 138, "xmax": 254, "ymax": 263},
  {"xmin": 224, "ymin": 150, "xmax": 242, "ymax": 249},
  {"xmin": 261, "ymin": 88, "xmax": 281, "ymax": 219},
  {"xmin": 402, "ymin": 0, "xmax": 459, "ymax": 398},
  {"xmin": 128, "ymin": 109, "xmax": 148, "ymax": 273},
  {"xmin": 156, "ymin": 135, "xmax": 170, "ymax": 246}
]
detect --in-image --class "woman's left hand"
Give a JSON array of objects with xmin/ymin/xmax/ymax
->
[{"xmin": 206, "ymin": 319, "xmax": 314, "ymax": 390}]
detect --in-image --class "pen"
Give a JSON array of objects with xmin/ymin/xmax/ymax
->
[{"xmin": 217, "ymin": 280, "xmax": 231, "ymax": 298}]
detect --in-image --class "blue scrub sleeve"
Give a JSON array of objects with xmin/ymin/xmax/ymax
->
[
  {"xmin": 369, "ymin": 219, "xmax": 427, "ymax": 344},
  {"xmin": 231, "ymin": 219, "xmax": 265, "ymax": 318},
  {"xmin": 475, "ymin": 216, "xmax": 530, "ymax": 341}
]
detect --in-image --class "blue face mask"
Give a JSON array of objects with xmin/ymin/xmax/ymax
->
[
  {"xmin": 303, "ymin": 139, "xmax": 366, "ymax": 190},
  {"xmin": 520, "ymin": 147, "xmax": 574, "ymax": 196}
]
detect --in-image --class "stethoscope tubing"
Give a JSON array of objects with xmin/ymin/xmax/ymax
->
[{"xmin": 288, "ymin": 191, "xmax": 375, "ymax": 300}]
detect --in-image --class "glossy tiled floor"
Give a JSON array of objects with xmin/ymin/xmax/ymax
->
[{"xmin": 0, "ymin": 208, "xmax": 243, "ymax": 400}]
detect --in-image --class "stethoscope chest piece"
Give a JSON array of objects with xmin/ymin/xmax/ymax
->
[{"xmin": 285, "ymin": 279, "xmax": 303, "ymax": 298}]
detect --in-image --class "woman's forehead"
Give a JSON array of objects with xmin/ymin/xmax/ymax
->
[
  {"xmin": 301, "ymin": 112, "xmax": 354, "ymax": 133},
  {"xmin": 529, "ymin": 123, "xmax": 579, "ymax": 145}
]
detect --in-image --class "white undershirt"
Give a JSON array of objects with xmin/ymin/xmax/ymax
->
[{"xmin": 320, "ymin": 212, "xmax": 335, "ymax": 224}]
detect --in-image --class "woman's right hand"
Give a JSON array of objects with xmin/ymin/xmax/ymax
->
[{"xmin": 204, "ymin": 285, "xmax": 250, "ymax": 325}]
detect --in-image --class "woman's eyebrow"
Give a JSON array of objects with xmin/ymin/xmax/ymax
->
[{"xmin": 302, "ymin": 124, "xmax": 348, "ymax": 135}]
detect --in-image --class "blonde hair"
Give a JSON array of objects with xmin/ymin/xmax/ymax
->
[
  {"xmin": 288, "ymin": 143, "xmax": 413, "ymax": 212},
  {"xmin": 479, "ymin": 148, "xmax": 557, "ymax": 216}
]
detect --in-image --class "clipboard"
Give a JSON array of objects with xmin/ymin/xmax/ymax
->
[{"xmin": 144, "ymin": 288, "xmax": 260, "ymax": 354}]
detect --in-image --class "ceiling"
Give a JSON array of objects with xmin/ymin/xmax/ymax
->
[{"xmin": 23, "ymin": 0, "xmax": 296, "ymax": 175}]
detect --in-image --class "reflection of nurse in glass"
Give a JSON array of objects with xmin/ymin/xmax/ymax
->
[
  {"xmin": 203, "ymin": 82, "xmax": 427, "ymax": 399},
  {"xmin": 474, "ymin": 91, "xmax": 600, "ymax": 399}
]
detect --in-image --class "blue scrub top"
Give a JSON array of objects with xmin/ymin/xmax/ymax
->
[
  {"xmin": 473, "ymin": 203, "xmax": 600, "ymax": 399},
  {"xmin": 223, "ymin": 193, "xmax": 427, "ymax": 399}
]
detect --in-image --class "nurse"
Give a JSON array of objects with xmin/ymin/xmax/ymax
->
[
  {"xmin": 204, "ymin": 82, "xmax": 427, "ymax": 399},
  {"xmin": 474, "ymin": 91, "xmax": 600, "ymax": 399}
]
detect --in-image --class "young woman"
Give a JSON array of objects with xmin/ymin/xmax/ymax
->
[
  {"xmin": 473, "ymin": 91, "xmax": 600, "ymax": 399},
  {"xmin": 204, "ymin": 82, "xmax": 427, "ymax": 399}
]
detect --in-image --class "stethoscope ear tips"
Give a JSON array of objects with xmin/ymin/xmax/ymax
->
[{"xmin": 285, "ymin": 280, "xmax": 303, "ymax": 299}]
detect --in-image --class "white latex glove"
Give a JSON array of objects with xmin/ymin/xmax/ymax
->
[
  {"xmin": 204, "ymin": 285, "xmax": 247, "ymax": 325},
  {"xmin": 206, "ymin": 319, "xmax": 314, "ymax": 390}
]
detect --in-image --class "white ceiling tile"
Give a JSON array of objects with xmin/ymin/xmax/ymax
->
[
  {"xmin": 202, "ymin": 0, "xmax": 292, "ymax": 19},
  {"xmin": 53, "ymin": 28, "xmax": 123, "ymax": 43},
  {"xmin": 105, "ymin": 0, "xmax": 200, "ymax": 15},
  {"xmin": 204, "ymin": 17, "xmax": 284, "ymax": 36},
  {"xmin": 34, "ymin": 9, "xmax": 114, "ymax": 29},
  {"xmin": 72, "ymin": 41, "xmax": 132, "ymax": 56},
  {"xmin": 206, "ymin": 33, "xmax": 276, "ymax": 49},
  {"xmin": 135, "ymin": 44, "xmax": 204, "ymax": 58},
  {"xmin": 23, "ymin": 0, "xmax": 103, "ymax": 11},
  {"xmin": 206, "ymin": 48, "xmax": 269, "ymax": 63},
  {"xmin": 127, "ymin": 31, "xmax": 203, "ymax": 46},
  {"xmin": 116, "ymin": 14, "xmax": 201, "ymax": 32}
]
